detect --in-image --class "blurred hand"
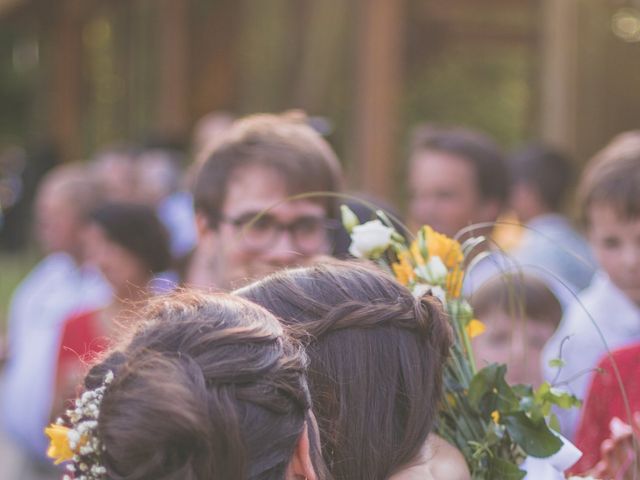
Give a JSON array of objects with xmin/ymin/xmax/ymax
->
[{"xmin": 590, "ymin": 413, "xmax": 640, "ymax": 480}]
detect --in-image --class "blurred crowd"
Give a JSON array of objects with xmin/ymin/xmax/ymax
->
[{"xmin": 1, "ymin": 110, "xmax": 639, "ymax": 479}]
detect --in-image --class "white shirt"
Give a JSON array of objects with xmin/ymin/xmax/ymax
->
[
  {"xmin": 0, "ymin": 252, "xmax": 111, "ymax": 459},
  {"xmin": 542, "ymin": 273, "xmax": 640, "ymax": 439}
]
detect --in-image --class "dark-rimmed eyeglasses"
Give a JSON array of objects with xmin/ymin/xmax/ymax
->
[{"xmin": 221, "ymin": 212, "xmax": 338, "ymax": 254}]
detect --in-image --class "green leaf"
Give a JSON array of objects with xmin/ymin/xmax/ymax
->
[
  {"xmin": 468, "ymin": 364, "xmax": 519, "ymax": 413},
  {"xmin": 549, "ymin": 413, "xmax": 561, "ymax": 433},
  {"xmin": 502, "ymin": 412, "xmax": 563, "ymax": 457},
  {"xmin": 487, "ymin": 458, "xmax": 526, "ymax": 480}
]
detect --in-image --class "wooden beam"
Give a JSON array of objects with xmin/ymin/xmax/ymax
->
[
  {"xmin": 156, "ymin": 0, "xmax": 189, "ymax": 139},
  {"xmin": 50, "ymin": 0, "xmax": 83, "ymax": 161},
  {"xmin": 351, "ymin": 0, "xmax": 404, "ymax": 201},
  {"xmin": 539, "ymin": 0, "xmax": 579, "ymax": 156}
]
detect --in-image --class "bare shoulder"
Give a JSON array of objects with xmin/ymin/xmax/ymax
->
[
  {"xmin": 425, "ymin": 434, "xmax": 471, "ymax": 480},
  {"xmin": 389, "ymin": 434, "xmax": 470, "ymax": 480}
]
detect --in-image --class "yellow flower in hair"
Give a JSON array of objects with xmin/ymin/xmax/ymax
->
[
  {"xmin": 419, "ymin": 226, "xmax": 464, "ymax": 269},
  {"xmin": 45, "ymin": 424, "xmax": 75, "ymax": 464},
  {"xmin": 392, "ymin": 251, "xmax": 415, "ymax": 286},
  {"xmin": 466, "ymin": 319, "xmax": 486, "ymax": 339}
]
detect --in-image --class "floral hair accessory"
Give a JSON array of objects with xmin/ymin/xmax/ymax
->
[{"xmin": 45, "ymin": 370, "xmax": 114, "ymax": 479}]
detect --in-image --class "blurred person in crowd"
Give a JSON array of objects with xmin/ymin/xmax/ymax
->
[
  {"xmin": 543, "ymin": 131, "xmax": 640, "ymax": 440},
  {"xmin": 88, "ymin": 145, "xmax": 139, "ymax": 203},
  {"xmin": 52, "ymin": 202, "xmax": 171, "ymax": 418},
  {"xmin": 470, "ymin": 273, "xmax": 563, "ymax": 386},
  {"xmin": 188, "ymin": 112, "xmax": 343, "ymax": 290},
  {"xmin": 0, "ymin": 165, "xmax": 111, "ymax": 477},
  {"xmin": 509, "ymin": 143, "xmax": 596, "ymax": 293},
  {"xmin": 135, "ymin": 147, "xmax": 196, "ymax": 257},
  {"xmin": 0, "ymin": 144, "xmax": 59, "ymax": 252},
  {"xmin": 407, "ymin": 125, "xmax": 511, "ymax": 294}
]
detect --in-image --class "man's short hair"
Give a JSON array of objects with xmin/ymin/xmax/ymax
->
[
  {"xmin": 193, "ymin": 112, "xmax": 343, "ymax": 228},
  {"xmin": 577, "ymin": 130, "xmax": 640, "ymax": 226},
  {"xmin": 410, "ymin": 125, "xmax": 509, "ymax": 207},
  {"xmin": 510, "ymin": 143, "xmax": 574, "ymax": 211}
]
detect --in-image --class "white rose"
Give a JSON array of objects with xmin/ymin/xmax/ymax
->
[
  {"xmin": 348, "ymin": 220, "xmax": 394, "ymax": 258},
  {"xmin": 414, "ymin": 256, "xmax": 448, "ymax": 284}
]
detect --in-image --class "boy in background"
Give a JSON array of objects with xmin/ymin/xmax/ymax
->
[
  {"xmin": 543, "ymin": 131, "xmax": 640, "ymax": 440},
  {"xmin": 471, "ymin": 273, "xmax": 562, "ymax": 386}
]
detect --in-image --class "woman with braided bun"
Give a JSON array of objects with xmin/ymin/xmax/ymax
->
[
  {"xmin": 48, "ymin": 291, "xmax": 328, "ymax": 480},
  {"xmin": 237, "ymin": 260, "xmax": 470, "ymax": 480}
]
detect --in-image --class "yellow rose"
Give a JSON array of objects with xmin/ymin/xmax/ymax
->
[{"xmin": 45, "ymin": 424, "xmax": 75, "ymax": 465}]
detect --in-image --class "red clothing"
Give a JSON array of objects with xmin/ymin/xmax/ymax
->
[
  {"xmin": 572, "ymin": 343, "xmax": 640, "ymax": 473},
  {"xmin": 56, "ymin": 310, "xmax": 111, "ymax": 401}
]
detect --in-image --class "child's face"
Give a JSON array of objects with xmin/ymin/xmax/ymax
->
[
  {"xmin": 472, "ymin": 308, "xmax": 556, "ymax": 385},
  {"xmin": 589, "ymin": 203, "xmax": 640, "ymax": 305}
]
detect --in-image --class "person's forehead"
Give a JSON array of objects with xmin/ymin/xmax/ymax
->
[
  {"xmin": 223, "ymin": 163, "xmax": 326, "ymax": 217},
  {"xmin": 410, "ymin": 150, "xmax": 477, "ymax": 187},
  {"xmin": 589, "ymin": 202, "xmax": 640, "ymax": 228}
]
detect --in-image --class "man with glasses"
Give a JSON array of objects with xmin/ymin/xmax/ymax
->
[{"xmin": 190, "ymin": 112, "xmax": 343, "ymax": 290}]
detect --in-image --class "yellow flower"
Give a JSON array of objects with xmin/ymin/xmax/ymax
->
[
  {"xmin": 409, "ymin": 241, "xmax": 425, "ymax": 266},
  {"xmin": 419, "ymin": 226, "xmax": 464, "ymax": 269},
  {"xmin": 45, "ymin": 424, "xmax": 75, "ymax": 465},
  {"xmin": 491, "ymin": 410, "xmax": 500, "ymax": 424},
  {"xmin": 445, "ymin": 266, "xmax": 464, "ymax": 298},
  {"xmin": 466, "ymin": 319, "xmax": 486, "ymax": 339},
  {"xmin": 392, "ymin": 251, "xmax": 415, "ymax": 286}
]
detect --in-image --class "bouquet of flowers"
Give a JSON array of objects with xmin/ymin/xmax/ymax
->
[{"xmin": 341, "ymin": 205, "xmax": 582, "ymax": 479}]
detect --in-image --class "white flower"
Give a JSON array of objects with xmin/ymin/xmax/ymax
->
[
  {"xmin": 348, "ymin": 220, "xmax": 394, "ymax": 258},
  {"xmin": 412, "ymin": 284, "xmax": 447, "ymax": 304},
  {"xmin": 414, "ymin": 256, "xmax": 448, "ymax": 284}
]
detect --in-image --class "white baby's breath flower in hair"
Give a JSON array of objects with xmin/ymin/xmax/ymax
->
[
  {"xmin": 414, "ymin": 256, "xmax": 448, "ymax": 284},
  {"xmin": 348, "ymin": 220, "xmax": 394, "ymax": 258}
]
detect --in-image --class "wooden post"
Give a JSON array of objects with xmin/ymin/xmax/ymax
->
[
  {"xmin": 539, "ymin": 0, "xmax": 579, "ymax": 156},
  {"xmin": 351, "ymin": 0, "xmax": 404, "ymax": 201},
  {"xmin": 157, "ymin": 0, "xmax": 189, "ymax": 139},
  {"xmin": 50, "ymin": 0, "xmax": 83, "ymax": 161}
]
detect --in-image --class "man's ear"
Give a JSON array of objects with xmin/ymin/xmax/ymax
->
[
  {"xmin": 195, "ymin": 211, "xmax": 214, "ymax": 242},
  {"xmin": 286, "ymin": 422, "xmax": 317, "ymax": 480}
]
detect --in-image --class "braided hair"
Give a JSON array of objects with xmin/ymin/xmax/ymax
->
[
  {"xmin": 237, "ymin": 260, "xmax": 453, "ymax": 480},
  {"xmin": 82, "ymin": 291, "xmax": 327, "ymax": 480}
]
